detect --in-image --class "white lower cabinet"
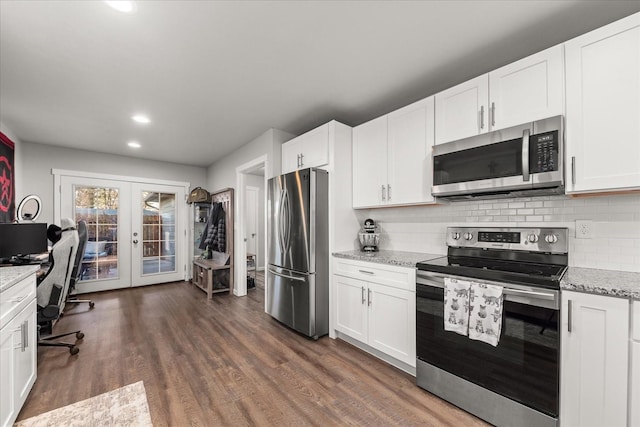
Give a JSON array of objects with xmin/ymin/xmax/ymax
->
[
  {"xmin": 0, "ymin": 273, "xmax": 37, "ymax": 427},
  {"xmin": 631, "ymin": 300, "xmax": 640, "ymax": 427},
  {"xmin": 560, "ymin": 291, "xmax": 629, "ymax": 427},
  {"xmin": 333, "ymin": 258, "xmax": 415, "ymax": 367}
]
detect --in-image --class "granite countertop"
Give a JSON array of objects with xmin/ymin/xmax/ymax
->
[
  {"xmin": 0, "ymin": 265, "xmax": 41, "ymax": 292},
  {"xmin": 560, "ymin": 267, "xmax": 640, "ymax": 300},
  {"xmin": 332, "ymin": 249, "xmax": 442, "ymax": 268}
]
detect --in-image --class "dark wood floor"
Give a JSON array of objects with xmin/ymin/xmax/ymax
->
[{"xmin": 19, "ymin": 273, "xmax": 487, "ymax": 426}]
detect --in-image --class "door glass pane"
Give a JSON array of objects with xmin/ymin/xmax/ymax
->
[
  {"xmin": 141, "ymin": 191, "xmax": 176, "ymax": 275},
  {"xmin": 74, "ymin": 186, "xmax": 119, "ymax": 282}
]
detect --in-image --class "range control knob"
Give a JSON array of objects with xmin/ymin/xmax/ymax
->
[
  {"xmin": 464, "ymin": 232, "xmax": 473, "ymax": 241},
  {"xmin": 545, "ymin": 234, "xmax": 558, "ymax": 244},
  {"xmin": 527, "ymin": 234, "xmax": 539, "ymax": 243},
  {"xmin": 451, "ymin": 232, "xmax": 461, "ymax": 240}
]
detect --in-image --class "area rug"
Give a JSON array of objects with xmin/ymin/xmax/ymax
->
[{"xmin": 14, "ymin": 381, "xmax": 153, "ymax": 427}]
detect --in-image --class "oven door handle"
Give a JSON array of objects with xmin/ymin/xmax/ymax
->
[
  {"xmin": 505, "ymin": 288, "xmax": 556, "ymax": 301},
  {"xmin": 416, "ymin": 271, "xmax": 559, "ymax": 306}
]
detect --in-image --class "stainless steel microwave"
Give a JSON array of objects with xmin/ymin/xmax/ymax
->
[{"xmin": 432, "ymin": 115, "xmax": 564, "ymax": 200}]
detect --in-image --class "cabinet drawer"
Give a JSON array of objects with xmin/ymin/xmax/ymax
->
[
  {"xmin": 333, "ymin": 258, "xmax": 414, "ymax": 290},
  {"xmin": 0, "ymin": 275, "xmax": 36, "ymax": 330},
  {"xmin": 633, "ymin": 300, "xmax": 640, "ymax": 342}
]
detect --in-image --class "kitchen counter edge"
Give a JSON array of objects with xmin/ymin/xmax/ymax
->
[
  {"xmin": 560, "ymin": 266, "xmax": 640, "ymax": 300},
  {"xmin": 0, "ymin": 265, "xmax": 41, "ymax": 292},
  {"xmin": 332, "ymin": 250, "xmax": 442, "ymax": 269}
]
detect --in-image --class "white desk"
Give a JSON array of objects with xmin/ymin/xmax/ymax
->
[{"xmin": 1, "ymin": 265, "xmax": 39, "ymax": 427}]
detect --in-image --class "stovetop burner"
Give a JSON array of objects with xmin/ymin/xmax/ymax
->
[
  {"xmin": 416, "ymin": 255, "xmax": 567, "ymax": 289},
  {"xmin": 416, "ymin": 226, "xmax": 569, "ymax": 289}
]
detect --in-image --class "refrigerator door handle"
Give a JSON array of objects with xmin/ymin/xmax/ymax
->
[
  {"xmin": 281, "ymin": 187, "xmax": 291, "ymax": 256},
  {"xmin": 268, "ymin": 267, "xmax": 306, "ymax": 282}
]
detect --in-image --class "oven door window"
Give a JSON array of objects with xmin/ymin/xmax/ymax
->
[
  {"xmin": 416, "ymin": 283, "xmax": 559, "ymax": 417},
  {"xmin": 433, "ymin": 138, "xmax": 522, "ymax": 185}
]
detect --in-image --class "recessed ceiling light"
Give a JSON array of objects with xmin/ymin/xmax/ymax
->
[
  {"xmin": 105, "ymin": 1, "xmax": 136, "ymax": 13},
  {"xmin": 132, "ymin": 114, "xmax": 150, "ymax": 124},
  {"xmin": 128, "ymin": 141, "xmax": 141, "ymax": 148}
]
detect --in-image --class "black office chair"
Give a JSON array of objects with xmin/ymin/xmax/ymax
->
[
  {"xmin": 65, "ymin": 219, "xmax": 95, "ymax": 310},
  {"xmin": 37, "ymin": 218, "xmax": 84, "ymax": 355}
]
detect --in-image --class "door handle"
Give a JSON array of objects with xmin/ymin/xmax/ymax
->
[
  {"xmin": 571, "ymin": 156, "xmax": 576, "ymax": 186},
  {"xmin": 300, "ymin": 153, "xmax": 304, "ymax": 168},
  {"xmin": 490, "ymin": 102, "xmax": 496, "ymax": 127},
  {"xmin": 268, "ymin": 267, "xmax": 305, "ymax": 282},
  {"xmin": 381, "ymin": 185, "xmax": 386, "ymax": 201},
  {"xmin": 522, "ymin": 128, "xmax": 530, "ymax": 182},
  {"xmin": 133, "ymin": 239, "xmax": 139, "ymax": 244},
  {"xmin": 479, "ymin": 105, "xmax": 485, "ymax": 130},
  {"xmin": 387, "ymin": 185, "xmax": 391, "ymax": 201},
  {"xmin": 361, "ymin": 286, "xmax": 366, "ymax": 304},
  {"xmin": 567, "ymin": 300, "xmax": 572, "ymax": 333},
  {"xmin": 367, "ymin": 288, "xmax": 372, "ymax": 306}
]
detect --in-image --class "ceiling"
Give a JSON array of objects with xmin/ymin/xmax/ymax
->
[{"xmin": 1, "ymin": 1, "xmax": 639, "ymax": 167}]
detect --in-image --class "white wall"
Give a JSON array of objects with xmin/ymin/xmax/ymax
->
[
  {"xmin": 356, "ymin": 193, "xmax": 640, "ymax": 273},
  {"xmin": 207, "ymin": 128, "xmax": 294, "ymax": 190},
  {"xmin": 21, "ymin": 141, "xmax": 208, "ymax": 225}
]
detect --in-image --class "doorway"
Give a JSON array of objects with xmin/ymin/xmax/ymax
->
[
  {"xmin": 55, "ymin": 171, "xmax": 188, "ymax": 293},
  {"xmin": 235, "ymin": 155, "xmax": 268, "ymax": 299}
]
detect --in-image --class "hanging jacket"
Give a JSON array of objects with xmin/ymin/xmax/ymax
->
[{"xmin": 199, "ymin": 202, "xmax": 226, "ymax": 252}]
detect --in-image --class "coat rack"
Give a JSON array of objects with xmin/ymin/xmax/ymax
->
[{"xmin": 192, "ymin": 187, "xmax": 234, "ymax": 299}]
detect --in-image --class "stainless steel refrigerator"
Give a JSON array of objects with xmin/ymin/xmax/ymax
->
[{"xmin": 266, "ymin": 168, "xmax": 329, "ymax": 340}]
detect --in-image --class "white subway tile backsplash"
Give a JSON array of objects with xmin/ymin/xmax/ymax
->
[{"xmin": 362, "ymin": 193, "xmax": 640, "ymax": 272}]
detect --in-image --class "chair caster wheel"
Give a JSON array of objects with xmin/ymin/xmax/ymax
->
[
  {"xmin": 76, "ymin": 332, "xmax": 84, "ymax": 340},
  {"xmin": 70, "ymin": 346, "xmax": 79, "ymax": 355},
  {"xmin": 89, "ymin": 302, "xmax": 95, "ymax": 309}
]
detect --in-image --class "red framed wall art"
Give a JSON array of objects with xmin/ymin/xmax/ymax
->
[{"xmin": 0, "ymin": 132, "xmax": 15, "ymax": 223}]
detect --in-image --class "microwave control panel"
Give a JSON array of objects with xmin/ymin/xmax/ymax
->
[{"xmin": 530, "ymin": 130, "xmax": 558, "ymax": 173}]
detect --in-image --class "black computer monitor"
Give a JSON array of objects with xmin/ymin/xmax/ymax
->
[{"xmin": 0, "ymin": 223, "xmax": 48, "ymax": 259}]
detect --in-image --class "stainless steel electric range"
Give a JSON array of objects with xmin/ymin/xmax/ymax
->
[{"xmin": 416, "ymin": 226, "xmax": 568, "ymax": 427}]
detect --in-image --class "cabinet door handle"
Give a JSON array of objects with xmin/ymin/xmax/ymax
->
[
  {"xmin": 361, "ymin": 286, "xmax": 366, "ymax": 304},
  {"xmin": 567, "ymin": 300, "xmax": 572, "ymax": 333},
  {"xmin": 381, "ymin": 185, "xmax": 386, "ymax": 201},
  {"xmin": 368, "ymin": 288, "xmax": 372, "ymax": 306},
  {"xmin": 490, "ymin": 102, "xmax": 496, "ymax": 127},
  {"xmin": 479, "ymin": 105, "xmax": 485, "ymax": 130},
  {"xmin": 296, "ymin": 154, "xmax": 300, "ymax": 168},
  {"xmin": 11, "ymin": 295, "xmax": 26, "ymax": 303},
  {"xmin": 23, "ymin": 320, "xmax": 29, "ymax": 350},
  {"xmin": 571, "ymin": 156, "xmax": 576, "ymax": 186},
  {"xmin": 387, "ymin": 184, "xmax": 391, "ymax": 201},
  {"xmin": 300, "ymin": 153, "xmax": 304, "ymax": 168},
  {"xmin": 21, "ymin": 321, "xmax": 27, "ymax": 352},
  {"xmin": 358, "ymin": 269, "xmax": 374, "ymax": 275}
]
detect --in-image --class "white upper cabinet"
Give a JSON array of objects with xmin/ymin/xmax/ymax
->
[
  {"xmin": 489, "ymin": 45, "xmax": 564, "ymax": 130},
  {"xmin": 387, "ymin": 97, "xmax": 435, "ymax": 206},
  {"xmin": 435, "ymin": 75, "xmax": 489, "ymax": 144},
  {"xmin": 435, "ymin": 45, "xmax": 564, "ymax": 145},
  {"xmin": 353, "ymin": 115, "xmax": 388, "ymax": 207},
  {"xmin": 565, "ymin": 13, "xmax": 640, "ymax": 193},
  {"xmin": 281, "ymin": 123, "xmax": 330, "ymax": 174},
  {"xmin": 353, "ymin": 96, "xmax": 435, "ymax": 208}
]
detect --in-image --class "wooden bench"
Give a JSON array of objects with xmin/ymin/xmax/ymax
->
[{"xmin": 192, "ymin": 251, "xmax": 233, "ymax": 300}]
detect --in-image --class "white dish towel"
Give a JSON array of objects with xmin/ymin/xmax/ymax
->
[
  {"xmin": 468, "ymin": 282, "xmax": 504, "ymax": 346},
  {"xmin": 443, "ymin": 277, "xmax": 471, "ymax": 336}
]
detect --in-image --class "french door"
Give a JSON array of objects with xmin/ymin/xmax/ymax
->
[{"xmin": 59, "ymin": 175, "xmax": 187, "ymax": 293}]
